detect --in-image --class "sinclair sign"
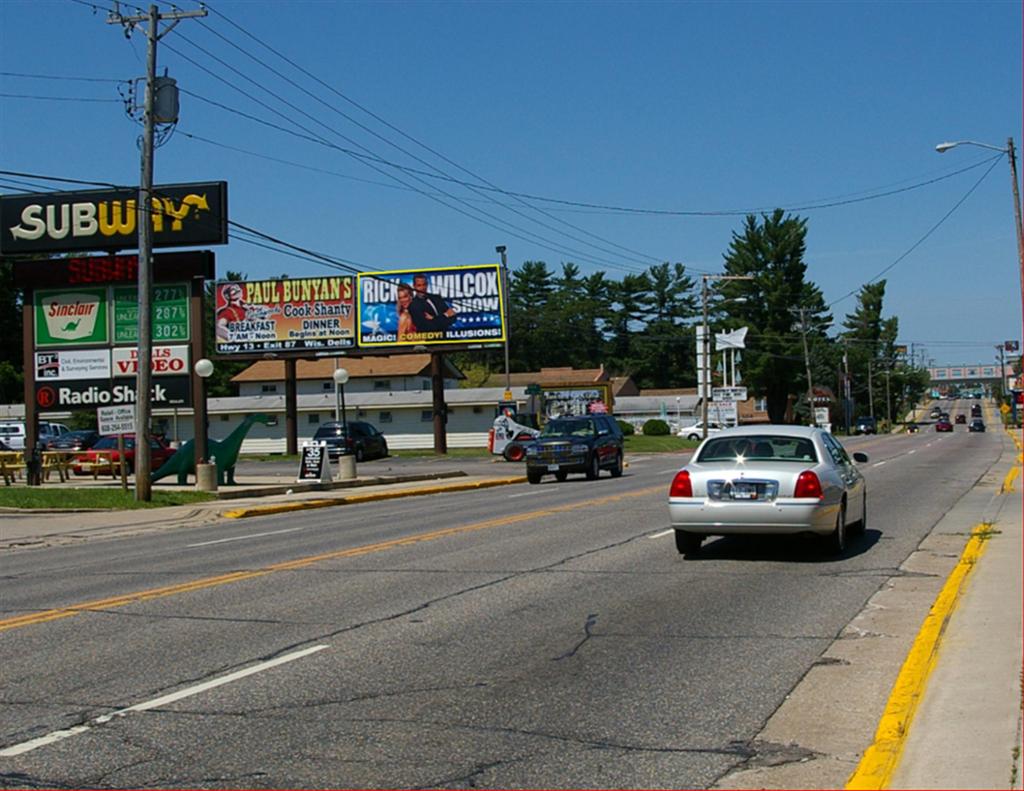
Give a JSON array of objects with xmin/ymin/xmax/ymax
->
[{"xmin": 0, "ymin": 182, "xmax": 227, "ymax": 254}]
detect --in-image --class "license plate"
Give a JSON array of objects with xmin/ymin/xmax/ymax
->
[
  {"xmin": 548, "ymin": 464, "xmax": 560, "ymax": 471},
  {"xmin": 730, "ymin": 482, "xmax": 759, "ymax": 500}
]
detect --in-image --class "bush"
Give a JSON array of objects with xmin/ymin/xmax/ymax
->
[
  {"xmin": 616, "ymin": 419, "xmax": 635, "ymax": 436},
  {"xmin": 642, "ymin": 418, "xmax": 670, "ymax": 436}
]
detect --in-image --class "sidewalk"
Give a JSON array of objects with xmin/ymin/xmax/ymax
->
[{"xmin": 886, "ymin": 430, "xmax": 1023, "ymax": 790}]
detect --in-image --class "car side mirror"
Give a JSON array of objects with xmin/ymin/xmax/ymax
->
[{"xmin": 852, "ymin": 452, "xmax": 868, "ymax": 463}]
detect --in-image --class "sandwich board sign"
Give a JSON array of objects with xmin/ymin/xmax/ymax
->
[{"xmin": 297, "ymin": 441, "xmax": 332, "ymax": 483}]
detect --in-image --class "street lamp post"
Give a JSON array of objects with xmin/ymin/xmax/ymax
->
[
  {"xmin": 333, "ymin": 367, "xmax": 350, "ymax": 443},
  {"xmin": 496, "ymin": 245, "xmax": 511, "ymax": 397},
  {"xmin": 193, "ymin": 358, "xmax": 215, "ymax": 491},
  {"xmin": 936, "ymin": 138, "xmax": 1024, "ymax": 323},
  {"xmin": 701, "ymin": 274, "xmax": 754, "ymax": 439}
]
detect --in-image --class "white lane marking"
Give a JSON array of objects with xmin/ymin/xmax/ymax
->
[
  {"xmin": 0, "ymin": 645, "xmax": 329, "ymax": 757},
  {"xmin": 658, "ymin": 468, "xmax": 681, "ymax": 475},
  {"xmin": 908, "ymin": 449, "xmax": 917, "ymax": 454},
  {"xmin": 508, "ymin": 487, "xmax": 561, "ymax": 498},
  {"xmin": 649, "ymin": 529, "xmax": 674, "ymax": 539},
  {"xmin": 187, "ymin": 527, "xmax": 305, "ymax": 548},
  {"xmin": 873, "ymin": 461, "xmax": 887, "ymax": 467}
]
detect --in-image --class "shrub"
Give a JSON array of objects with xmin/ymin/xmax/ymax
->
[
  {"xmin": 616, "ymin": 419, "xmax": 635, "ymax": 436},
  {"xmin": 642, "ymin": 418, "xmax": 670, "ymax": 436}
]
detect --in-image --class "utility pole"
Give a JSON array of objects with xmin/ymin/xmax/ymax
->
[
  {"xmin": 797, "ymin": 307, "xmax": 815, "ymax": 426},
  {"xmin": 867, "ymin": 361, "xmax": 874, "ymax": 419},
  {"xmin": 108, "ymin": 2, "xmax": 206, "ymax": 501},
  {"xmin": 885, "ymin": 359, "xmax": 892, "ymax": 431},
  {"xmin": 842, "ymin": 338, "xmax": 851, "ymax": 434},
  {"xmin": 1006, "ymin": 138, "xmax": 1024, "ymax": 325}
]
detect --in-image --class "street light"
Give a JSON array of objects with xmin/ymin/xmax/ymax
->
[
  {"xmin": 194, "ymin": 358, "xmax": 213, "ymax": 475},
  {"xmin": 333, "ymin": 367, "xmax": 350, "ymax": 448},
  {"xmin": 496, "ymin": 245, "xmax": 511, "ymax": 397},
  {"xmin": 936, "ymin": 137, "xmax": 1024, "ymax": 324},
  {"xmin": 701, "ymin": 274, "xmax": 754, "ymax": 438}
]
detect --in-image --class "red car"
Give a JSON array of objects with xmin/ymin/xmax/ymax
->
[
  {"xmin": 935, "ymin": 418, "xmax": 954, "ymax": 432},
  {"xmin": 73, "ymin": 434, "xmax": 176, "ymax": 475}
]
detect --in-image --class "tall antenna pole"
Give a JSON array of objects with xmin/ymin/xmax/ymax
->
[{"xmin": 107, "ymin": 3, "xmax": 206, "ymax": 501}]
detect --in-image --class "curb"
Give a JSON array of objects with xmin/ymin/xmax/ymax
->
[{"xmin": 222, "ymin": 476, "xmax": 527, "ymax": 519}]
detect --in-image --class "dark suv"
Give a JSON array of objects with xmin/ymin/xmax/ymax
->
[
  {"xmin": 312, "ymin": 421, "xmax": 388, "ymax": 461},
  {"xmin": 525, "ymin": 415, "xmax": 624, "ymax": 484},
  {"xmin": 854, "ymin": 416, "xmax": 877, "ymax": 435}
]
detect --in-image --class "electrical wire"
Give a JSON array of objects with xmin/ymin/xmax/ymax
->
[{"xmin": 0, "ymin": 93, "xmax": 120, "ymax": 103}]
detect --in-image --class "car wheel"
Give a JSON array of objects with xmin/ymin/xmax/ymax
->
[
  {"xmin": 526, "ymin": 468, "xmax": 542, "ymax": 485},
  {"xmin": 826, "ymin": 502, "xmax": 847, "ymax": 554},
  {"xmin": 850, "ymin": 492, "xmax": 867, "ymax": 535},
  {"xmin": 674, "ymin": 529, "xmax": 702, "ymax": 555},
  {"xmin": 554, "ymin": 471, "xmax": 568, "ymax": 482},
  {"xmin": 687, "ymin": 433, "xmax": 700, "ymax": 442},
  {"xmin": 610, "ymin": 452, "xmax": 624, "ymax": 478},
  {"xmin": 585, "ymin": 453, "xmax": 600, "ymax": 480}
]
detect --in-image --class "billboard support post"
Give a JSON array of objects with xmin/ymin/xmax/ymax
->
[
  {"xmin": 285, "ymin": 358, "xmax": 298, "ymax": 456},
  {"xmin": 22, "ymin": 288, "xmax": 37, "ymax": 484},
  {"xmin": 431, "ymin": 352, "xmax": 447, "ymax": 455}
]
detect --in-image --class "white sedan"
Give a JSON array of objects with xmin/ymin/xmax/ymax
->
[{"xmin": 668, "ymin": 425, "xmax": 868, "ymax": 556}]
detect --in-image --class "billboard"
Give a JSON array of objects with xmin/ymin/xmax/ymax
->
[
  {"xmin": 356, "ymin": 265, "xmax": 506, "ymax": 349},
  {"xmin": 538, "ymin": 383, "xmax": 613, "ymax": 421},
  {"xmin": 214, "ymin": 276, "xmax": 356, "ymax": 355},
  {"xmin": 1, "ymin": 182, "xmax": 228, "ymax": 255}
]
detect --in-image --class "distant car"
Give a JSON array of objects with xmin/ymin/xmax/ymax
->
[
  {"xmin": 678, "ymin": 421, "xmax": 725, "ymax": 441},
  {"xmin": 854, "ymin": 416, "xmax": 877, "ymax": 435},
  {"xmin": 668, "ymin": 425, "xmax": 868, "ymax": 556},
  {"xmin": 929, "ymin": 407, "xmax": 943, "ymax": 419},
  {"xmin": 935, "ymin": 418, "xmax": 953, "ymax": 432},
  {"xmin": 968, "ymin": 419, "xmax": 986, "ymax": 433},
  {"xmin": 525, "ymin": 414, "xmax": 624, "ymax": 483},
  {"xmin": 971, "ymin": 404, "xmax": 982, "ymax": 418},
  {"xmin": 955, "ymin": 414, "xmax": 967, "ymax": 424},
  {"xmin": 312, "ymin": 420, "xmax": 388, "ymax": 462},
  {"xmin": 906, "ymin": 422, "xmax": 920, "ymax": 433},
  {"xmin": 46, "ymin": 430, "xmax": 100, "ymax": 452},
  {"xmin": 72, "ymin": 434, "xmax": 176, "ymax": 475}
]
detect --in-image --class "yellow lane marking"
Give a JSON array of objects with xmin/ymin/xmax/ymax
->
[
  {"xmin": 222, "ymin": 477, "xmax": 527, "ymax": 519},
  {"xmin": 1001, "ymin": 466, "xmax": 1020, "ymax": 494},
  {"xmin": 845, "ymin": 522, "xmax": 993, "ymax": 789},
  {"xmin": 0, "ymin": 483, "xmax": 665, "ymax": 634}
]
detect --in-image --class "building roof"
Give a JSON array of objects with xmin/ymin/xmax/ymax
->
[
  {"xmin": 480, "ymin": 365, "xmax": 609, "ymax": 388},
  {"xmin": 231, "ymin": 354, "xmax": 464, "ymax": 383}
]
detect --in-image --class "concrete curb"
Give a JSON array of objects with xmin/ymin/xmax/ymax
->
[{"xmin": 222, "ymin": 476, "xmax": 527, "ymax": 519}]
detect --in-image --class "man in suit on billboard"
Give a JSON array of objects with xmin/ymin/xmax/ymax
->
[{"xmin": 409, "ymin": 273, "xmax": 456, "ymax": 333}]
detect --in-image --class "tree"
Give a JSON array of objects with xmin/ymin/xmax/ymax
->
[
  {"xmin": 718, "ymin": 210, "xmax": 831, "ymax": 423},
  {"xmin": 628, "ymin": 262, "xmax": 698, "ymax": 388},
  {"xmin": 509, "ymin": 260, "xmax": 557, "ymax": 372},
  {"xmin": 841, "ymin": 280, "xmax": 888, "ymax": 420}
]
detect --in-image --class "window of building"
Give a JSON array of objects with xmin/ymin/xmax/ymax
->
[
  {"xmin": 421, "ymin": 410, "xmax": 433, "ymax": 422},
  {"xmin": 422, "ymin": 379, "xmax": 431, "ymax": 390},
  {"xmin": 323, "ymin": 381, "xmax": 333, "ymax": 391},
  {"xmin": 373, "ymin": 380, "xmax": 391, "ymax": 391},
  {"xmin": 262, "ymin": 384, "xmax": 277, "ymax": 393},
  {"xmin": 220, "ymin": 414, "xmax": 230, "ymax": 421},
  {"xmin": 379, "ymin": 411, "xmax": 392, "ymax": 423},
  {"xmin": 936, "ymin": 370, "xmax": 948, "ymax": 379},
  {"xmin": 308, "ymin": 414, "xmax": 320, "ymax": 425},
  {"xmin": 473, "ymin": 405, "xmax": 483, "ymax": 414},
  {"xmin": 754, "ymin": 397, "xmax": 768, "ymax": 412}
]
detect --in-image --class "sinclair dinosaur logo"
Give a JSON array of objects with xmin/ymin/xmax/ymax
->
[
  {"xmin": 34, "ymin": 288, "xmax": 109, "ymax": 347},
  {"xmin": 0, "ymin": 182, "xmax": 227, "ymax": 254}
]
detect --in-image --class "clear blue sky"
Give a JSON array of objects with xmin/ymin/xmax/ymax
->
[{"xmin": 2, "ymin": 0, "xmax": 1021, "ymax": 367}]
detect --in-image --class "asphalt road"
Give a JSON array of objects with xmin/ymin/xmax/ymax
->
[{"xmin": 0, "ymin": 422, "xmax": 1007, "ymax": 789}]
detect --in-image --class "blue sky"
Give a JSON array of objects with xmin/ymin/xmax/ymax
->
[{"xmin": 1, "ymin": 0, "xmax": 1021, "ymax": 367}]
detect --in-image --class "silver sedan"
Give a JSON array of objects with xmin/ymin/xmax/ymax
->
[{"xmin": 668, "ymin": 425, "xmax": 868, "ymax": 556}]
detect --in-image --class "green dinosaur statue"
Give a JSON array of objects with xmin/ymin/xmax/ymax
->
[{"xmin": 153, "ymin": 413, "xmax": 272, "ymax": 485}]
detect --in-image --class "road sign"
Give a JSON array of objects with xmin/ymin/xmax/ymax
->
[
  {"xmin": 525, "ymin": 383, "xmax": 541, "ymax": 395},
  {"xmin": 712, "ymin": 386, "xmax": 747, "ymax": 402},
  {"xmin": 97, "ymin": 404, "xmax": 136, "ymax": 435}
]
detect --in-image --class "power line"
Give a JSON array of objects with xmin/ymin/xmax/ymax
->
[{"xmin": 0, "ymin": 92, "xmax": 120, "ymax": 103}]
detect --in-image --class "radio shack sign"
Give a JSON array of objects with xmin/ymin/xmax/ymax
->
[{"xmin": 0, "ymin": 181, "xmax": 228, "ymax": 255}]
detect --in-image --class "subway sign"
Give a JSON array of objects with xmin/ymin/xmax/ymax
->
[{"xmin": 0, "ymin": 182, "xmax": 228, "ymax": 254}]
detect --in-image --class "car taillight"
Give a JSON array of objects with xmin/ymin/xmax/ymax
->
[
  {"xmin": 794, "ymin": 470, "xmax": 823, "ymax": 499},
  {"xmin": 670, "ymin": 470, "xmax": 693, "ymax": 497}
]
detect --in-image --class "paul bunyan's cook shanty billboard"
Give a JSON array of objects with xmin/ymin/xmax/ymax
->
[
  {"xmin": 214, "ymin": 276, "xmax": 356, "ymax": 354},
  {"xmin": 0, "ymin": 182, "xmax": 228, "ymax": 255},
  {"xmin": 357, "ymin": 264, "xmax": 506, "ymax": 349}
]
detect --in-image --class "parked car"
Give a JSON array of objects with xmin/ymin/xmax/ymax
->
[
  {"xmin": 668, "ymin": 425, "xmax": 868, "ymax": 556},
  {"xmin": 854, "ymin": 416, "xmax": 877, "ymax": 435},
  {"xmin": 46, "ymin": 430, "xmax": 100, "ymax": 452},
  {"xmin": 955, "ymin": 414, "xmax": 967, "ymax": 424},
  {"xmin": 935, "ymin": 418, "xmax": 953, "ymax": 432},
  {"xmin": 0, "ymin": 422, "xmax": 26, "ymax": 450},
  {"xmin": 677, "ymin": 421, "xmax": 725, "ymax": 442},
  {"xmin": 72, "ymin": 434, "xmax": 176, "ymax": 475},
  {"xmin": 525, "ymin": 414, "xmax": 624, "ymax": 484},
  {"xmin": 312, "ymin": 420, "xmax": 388, "ymax": 462},
  {"xmin": 968, "ymin": 419, "xmax": 986, "ymax": 433}
]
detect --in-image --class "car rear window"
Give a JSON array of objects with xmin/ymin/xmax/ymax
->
[
  {"xmin": 698, "ymin": 436, "xmax": 818, "ymax": 463},
  {"xmin": 541, "ymin": 419, "xmax": 595, "ymax": 438},
  {"xmin": 0, "ymin": 426, "xmax": 22, "ymax": 436}
]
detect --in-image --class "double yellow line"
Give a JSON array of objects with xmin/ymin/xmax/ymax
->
[{"xmin": 1, "ymin": 483, "xmax": 665, "ymax": 634}]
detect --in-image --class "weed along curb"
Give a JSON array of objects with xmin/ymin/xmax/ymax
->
[{"xmin": 222, "ymin": 476, "xmax": 527, "ymax": 519}]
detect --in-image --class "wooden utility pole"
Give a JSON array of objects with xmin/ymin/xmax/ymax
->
[{"xmin": 107, "ymin": 2, "xmax": 206, "ymax": 500}]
